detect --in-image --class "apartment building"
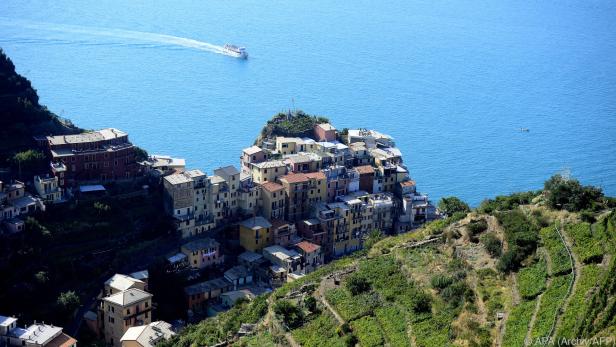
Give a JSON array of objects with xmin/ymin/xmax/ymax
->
[
  {"xmin": 239, "ymin": 216, "xmax": 272, "ymax": 252},
  {"xmin": 181, "ymin": 238, "xmax": 224, "ymax": 270},
  {"xmin": 240, "ymin": 146, "xmax": 266, "ymax": 174},
  {"xmin": 278, "ymin": 172, "xmax": 327, "ymax": 222},
  {"xmin": 0, "ymin": 315, "xmax": 77, "ymax": 347},
  {"xmin": 104, "ymin": 274, "xmax": 146, "ymax": 297},
  {"xmin": 250, "ymin": 160, "xmax": 287, "ymax": 184},
  {"xmin": 33, "ymin": 175, "xmax": 63, "ymax": 203},
  {"xmin": 46, "ymin": 128, "xmax": 140, "ymax": 187},
  {"xmin": 259, "ymin": 181, "xmax": 285, "ymax": 220},
  {"xmin": 314, "ymin": 123, "xmax": 336, "ymax": 142},
  {"xmin": 100, "ymin": 288, "xmax": 152, "ymax": 347},
  {"xmin": 293, "ymin": 241, "xmax": 323, "ymax": 273},
  {"xmin": 120, "ymin": 321, "xmax": 175, "ymax": 347}
]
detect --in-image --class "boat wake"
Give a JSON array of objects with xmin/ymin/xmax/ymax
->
[{"xmin": 0, "ymin": 18, "xmax": 237, "ymax": 57}]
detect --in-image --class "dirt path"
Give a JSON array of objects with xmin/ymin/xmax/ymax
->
[
  {"xmin": 317, "ymin": 275, "xmax": 346, "ymax": 325},
  {"xmin": 265, "ymin": 295, "xmax": 300, "ymax": 347}
]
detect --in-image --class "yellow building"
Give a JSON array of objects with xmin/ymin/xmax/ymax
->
[
  {"xmin": 259, "ymin": 181, "xmax": 285, "ymax": 220},
  {"xmin": 120, "ymin": 321, "xmax": 175, "ymax": 347},
  {"xmin": 250, "ymin": 160, "xmax": 287, "ymax": 184},
  {"xmin": 239, "ymin": 216, "xmax": 272, "ymax": 252},
  {"xmin": 279, "ymin": 172, "xmax": 327, "ymax": 222},
  {"xmin": 101, "ymin": 288, "xmax": 152, "ymax": 347}
]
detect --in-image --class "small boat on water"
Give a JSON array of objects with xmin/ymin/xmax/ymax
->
[
  {"xmin": 223, "ymin": 44, "xmax": 248, "ymax": 59},
  {"xmin": 520, "ymin": 128, "xmax": 530, "ymax": 132}
]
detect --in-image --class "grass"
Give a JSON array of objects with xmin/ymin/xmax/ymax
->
[
  {"xmin": 476, "ymin": 269, "xmax": 508, "ymax": 322},
  {"xmin": 292, "ymin": 312, "xmax": 347, "ymax": 347},
  {"xmin": 412, "ymin": 308, "xmax": 455, "ymax": 347},
  {"xmin": 234, "ymin": 331, "xmax": 277, "ymax": 347},
  {"xmin": 565, "ymin": 222, "xmax": 604, "ymax": 263},
  {"xmin": 350, "ymin": 316, "xmax": 385, "ymax": 347},
  {"xmin": 517, "ymin": 257, "xmax": 548, "ymax": 299},
  {"xmin": 502, "ymin": 299, "xmax": 537, "ymax": 347},
  {"xmin": 530, "ymin": 274, "xmax": 572, "ymax": 340},
  {"xmin": 539, "ymin": 225, "xmax": 572, "ymax": 275},
  {"xmin": 375, "ymin": 305, "xmax": 410, "ymax": 346},
  {"xmin": 556, "ymin": 264, "xmax": 604, "ymax": 339}
]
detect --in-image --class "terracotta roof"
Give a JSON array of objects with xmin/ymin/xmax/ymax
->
[
  {"xmin": 279, "ymin": 172, "xmax": 309, "ymax": 184},
  {"xmin": 305, "ymin": 171, "xmax": 326, "ymax": 180},
  {"xmin": 355, "ymin": 165, "xmax": 375, "ymax": 175},
  {"xmin": 400, "ymin": 180, "xmax": 416, "ymax": 187},
  {"xmin": 295, "ymin": 241, "xmax": 320, "ymax": 253},
  {"xmin": 46, "ymin": 333, "xmax": 78, "ymax": 347},
  {"xmin": 260, "ymin": 181, "xmax": 284, "ymax": 193}
]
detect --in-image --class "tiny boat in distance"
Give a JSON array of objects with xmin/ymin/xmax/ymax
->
[{"xmin": 223, "ymin": 44, "xmax": 248, "ymax": 59}]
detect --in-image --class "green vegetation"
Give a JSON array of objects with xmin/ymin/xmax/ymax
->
[
  {"xmin": 257, "ymin": 110, "xmax": 329, "ymax": 144},
  {"xmin": 530, "ymin": 274, "xmax": 572, "ymax": 340},
  {"xmin": 438, "ymin": 196, "xmax": 470, "ymax": 216},
  {"xmin": 502, "ymin": 299, "xmax": 537, "ymax": 347},
  {"xmin": 517, "ymin": 257, "xmax": 548, "ymax": 299},
  {"xmin": 478, "ymin": 190, "xmax": 539, "ymax": 214},
  {"xmin": 539, "ymin": 225, "xmax": 572, "ymax": 275},
  {"xmin": 565, "ymin": 222, "xmax": 605, "ymax": 264},
  {"xmin": 480, "ymin": 232, "xmax": 502, "ymax": 257},
  {"xmin": 345, "ymin": 273, "xmax": 370, "ymax": 295},
  {"xmin": 544, "ymin": 174, "xmax": 604, "ymax": 212},
  {"xmin": 350, "ymin": 316, "xmax": 384, "ymax": 347},
  {"xmin": 0, "ymin": 49, "xmax": 80, "ymax": 170},
  {"xmin": 292, "ymin": 313, "xmax": 347, "ymax": 347},
  {"xmin": 496, "ymin": 209, "xmax": 539, "ymax": 272},
  {"xmin": 274, "ymin": 300, "xmax": 305, "ymax": 329},
  {"xmin": 159, "ymin": 295, "xmax": 269, "ymax": 347},
  {"xmin": 556, "ymin": 265, "xmax": 604, "ymax": 339},
  {"xmin": 374, "ymin": 305, "xmax": 409, "ymax": 346}
]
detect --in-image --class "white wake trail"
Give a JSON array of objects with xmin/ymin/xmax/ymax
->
[{"xmin": 0, "ymin": 18, "xmax": 231, "ymax": 56}]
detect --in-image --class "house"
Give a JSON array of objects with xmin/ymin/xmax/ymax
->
[
  {"xmin": 0, "ymin": 315, "xmax": 77, "ymax": 347},
  {"xmin": 33, "ymin": 175, "xmax": 64, "ymax": 203},
  {"xmin": 294, "ymin": 241, "xmax": 323, "ymax": 273},
  {"xmin": 224, "ymin": 265, "xmax": 253, "ymax": 290},
  {"xmin": 100, "ymin": 288, "xmax": 153, "ymax": 347},
  {"xmin": 355, "ymin": 165, "xmax": 375, "ymax": 193},
  {"xmin": 120, "ymin": 321, "xmax": 175, "ymax": 347},
  {"xmin": 270, "ymin": 219, "xmax": 297, "ymax": 247},
  {"xmin": 0, "ymin": 181, "xmax": 45, "ymax": 223},
  {"xmin": 1, "ymin": 218, "xmax": 24, "ymax": 234},
  {"xmin": 140, "ymin": 155, "xmax": 185, "ymax": 178},
  {"xmin": 128, "ymin": 271, "xmax": 149, "ymax": 291},
  {"xmin": 240, "ymin": 146, "xmax": 266, "ymax": 174},
  {"xmin": 314, "ymin": 123, "xmax": 336, "ymax": 142},
  {"xmin": 262, "ymin": 245, "xmax": 303, "ymax": 278},
  {"xmin": 297, "ymin": 218, "xmax": 328, "ymax": 247},
  {"xmin": 167, "ymin": 253, "xmax": 188, "ymax": 271},
  {"xmin": 275, "ymin": 137, "xmax": 302, "ymax": 156},
  {"xmin": 181, "ymin": 238, "xmax": 224, "ymax": 270},
  {"xmin": 250, "ymin": 160, "xmax": 287, "ymax": 184},
  {"xmin": 46, "ymin": 128, "xmax": 141, "ymax": 187},
  {"xmin": 283, "ymin": 152, "xmax": 322, "ymax": 173},
  {"xmin": 239, "ymin": 216, "xmax": 272, "ymax": 252},
  {"xmin": 259, "ymin": 181, "xmax": 285, "ymax": 220},
  {"xmin": 278, "ymin": 172, "xmax": 327, "ymax": 222},
  {"xmin": 104, "ymin": 274, "xmax": 146, "ymax": 297},
  {"xmin": 237, "ymin": 251, "xmax": 265, "ymax": 270},
  {"xmin": 184, "ymin": 278, "xmax": 233, "ymax": 312}
]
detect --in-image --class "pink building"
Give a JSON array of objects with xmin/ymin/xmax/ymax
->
[
  {"xmin": 314, "ymin": 123, "xmax": 337, "ymax": 142},
  {"xmin": 241, "ymin": 146, "xmax": 266, "ymax": 173}
]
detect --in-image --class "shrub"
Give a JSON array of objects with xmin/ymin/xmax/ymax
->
[
  {"xmin": 481, "ymin": 233, "xmax": 502, "ymax": 257},
  {"xmin": 431, "ymin": 274, "xmax": 454, "ymax": 290},
  {"xmin": 467, "ymin": 218, "xmax": 488, "ymax": 235},
  {"xmin": 544, "ymin": 174, "xmax": 604, "ymax": 212},
  {"xmin": 274, "ymin": 300, "xmax": 305, "ymax": 329},
  {"xmin": 304, "ymin": 296, "xmax": 318, "ymax": 313},
  {"xmin": 411, "ymin": 291, "xmax": 432, "ymax": 313},
  {"xmin": 345, "ymin": 273, "xmax": 371, "ymax": 296},
  {"xmin": 517, "ymin": 257, "xmax": 548, "ymax": 299},
  {"xmin": 438, "ymin": 196, "xmax": 470, "ymax": 216},
  {"xmin": 495, "ymin": 210, "xmax": 539, "ymax": 272},
  {"xmin": 478, "ymin": 191, "xmax": 539, "ymax": 214},
  {"xmin": 580, "ymin": 210, "xmax": 596, "ymax": 223}
]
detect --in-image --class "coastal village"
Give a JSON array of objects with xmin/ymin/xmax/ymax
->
[{"xmin": 0, "ymin": 113, "xmax": 438, "ymax": 347}]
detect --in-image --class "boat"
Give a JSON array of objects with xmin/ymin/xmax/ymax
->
[
  {"xmin": 223, "ymin": 44, "xmax": 248, "ymax": 59},
  {"xmin": 520, "ymin": 128, "xmax": 530, "ymax": 132}
]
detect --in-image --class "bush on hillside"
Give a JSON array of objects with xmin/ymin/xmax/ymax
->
[
  {"xmin": 438, "ymin": 196, "xmax": 470, "ymax": 216},
  {"xmin": 478, "ymin": 191, "xmax": 539, "ymax": 214},
  {"xmin": 481, "ymin": 233, "xmax": 502, "ymax": 257},
  {"xmin": 346, "ymin": 273, "xmax": 371, "ymax": 296},
  {"xmin": 544, "ymin": 174, "xmax": 604, "ymax": 212}
]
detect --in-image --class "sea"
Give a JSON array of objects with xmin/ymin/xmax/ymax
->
[{"xmin": 1, "ymin": 0, "xmax": 615, "ymax": 206}]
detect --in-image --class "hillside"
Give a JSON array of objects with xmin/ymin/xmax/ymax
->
[
  {"xmin": 254, "ymin": 110, "xmax": 330, "ymax": 146},
  {"xmin": 161, "ymin": 178, "xmax": 616, "ymax": 347},
  {"xmin": 0, "ymin": 48, "xmax": 80, "ymax": 166}
]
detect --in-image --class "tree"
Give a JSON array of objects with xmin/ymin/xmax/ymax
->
[
  {"xmin": 34, "ymin": 271, "xmax": 49, "ymax": 284},
  {"xmin": 364, "ymin": 229, "xmax": 383, "ymax": 250},
  {"xmin": 57, "ymin": 291, "xmax": 80, "ymax": 313},
  {"xmin": 273, "ymin": 300, "xmax": 304, "ymax": 329},
  {"xmin": 133, "ymin": 146, "xmax": 149, "ymax": 162},
  {"xmin": 438, "ymin": 196, "xmax": 470, "ymax": 216},
  {"xmin": 12, "ymin": 149, "xmax": 45, "ymax": 177},
  {"xmin": 303, "ymin": 296, "xmax": 318, "ymax": 313}
]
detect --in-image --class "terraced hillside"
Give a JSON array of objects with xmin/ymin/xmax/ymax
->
[{"xmin": 161, "ymin": 192, "xmax": 616, "ymax": 347}]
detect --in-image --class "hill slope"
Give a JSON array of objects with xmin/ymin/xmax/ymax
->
[{"xmin": 161, "ymin": 187, "xmax": 616, "ymax": 347}]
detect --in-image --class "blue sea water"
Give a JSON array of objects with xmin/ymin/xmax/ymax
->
[{"xmin": 1, "ymin": 0, "xmax": 615, "ymax": 205}]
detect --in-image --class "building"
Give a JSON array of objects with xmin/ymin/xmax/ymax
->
[
  {"xmin": 259, "ymin": 181, "xmax": 285, "ymax": 220},
  {"xmin": 239, "ymin": 216, "xmax": 272, "ymax": 252},
  {"xmin": 184, "ymin": 278, "xmax": 233, "ymax": 313},
  {"xmin": 100, "ymin": 288, "xmax": 153, "ymax": 347},
  {"xmin": 33, "ymin": 175, "xmax": 63, "ymax": 203},
  {"xmin": 250, "ymin": 161, "xmax": 287, "ymax": 184},
  {"xmin": 283, "ymin": 152, "xmax": 322, "ymax": 173},
  {"xmin": 140, "ymin": 155, "xmax": 185, "ymax": 178},
  {"xmin": 181, "ymin": 238, "xmax": 224, "ymax": 270},
  {"xmin": 0, "ymin": 315, "xmax": 77, "ymax": 347},
  {"xmin": 224, "ymin": 265, "xmax": 253, "ymax": 290},
  {"xmin": 314, "ymin": 123, "xmax": 336, "ymax": 142},
  {"xmin": 294, "ymin": 241, "xmax": 323, "ymax": 273},
  {"xmin": 262, "ymin": 246, "xmax": 304, "ymax": 285},
  {"xmin": 104, "ymin": 274, "xmax": 146, "ymax": 297},
  {"xmin": 46, "ymin": 128, "xmax": 141, "ymax": 187},
  {"xmin": 220, "ymin": 290, "xmax": 255, "ymax": 308},
  {"xmin": 0, "ymin": 181, "xmax": 45, "ymax": 226},
  {"xmin": 120, "ymin": 321, "xmax": 175, "ymax": 347},
  {"xmin": 241, "ymin": 146, "xmax": 266, "ymax": 174},
  {"xmin": 355, "ymin": 165, "xmax": 375, "ymax": 193},
  {"xmin": 297, "ymin": 218, "xmax": 328, "ymax": 247},
  {"xmin": 278, "ymin": 172, "xmax": 327, "ymax": 222},
  {"xmin": 270, "ymin": 219, "xmax": 297, "ymax": 247}
]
